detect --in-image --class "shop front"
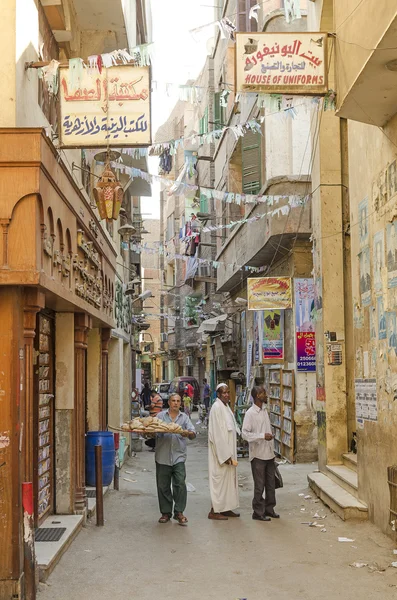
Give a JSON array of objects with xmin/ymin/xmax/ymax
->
[{"xmin": 0, "ymin": 128, "xmax": 116, "ymax": 591}]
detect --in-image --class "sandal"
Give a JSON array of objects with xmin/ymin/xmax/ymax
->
[
  {"xmin": 174, "ymin": 512, "xmax": 188, "ymax": 525},
  {"xmin": 158, "ymin": 514, "xmax": 171, "ymax": 523}
]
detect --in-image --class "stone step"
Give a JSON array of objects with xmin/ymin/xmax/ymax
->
[
  {"xmin": 308, "ymin": 471, "xmax": 367, "ymax": 521},
  {"xmin": 36, "ymin": 515, "xmax": 84, "ymax": 582},
  {"xmin": 326, "ymin": 464, "xmax": 359, "ymax": 498},
  {"xmin": 342, "ymin": 452, "xmax": 358, "ymax": 472}
]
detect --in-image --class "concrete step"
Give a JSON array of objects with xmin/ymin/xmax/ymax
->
[
  {"xmin": 36, "ymin": 514, "xmax": 84, "ymax": 582},
  {"xmin": 308, "ymin": 471, "xmax": 367, "ymax": 521},
  {"xmin": 326, "ymin": 464, "xmax": 359, "ymax": 498},
  {"xmin": 342, "ymin": 452, "xmax": 358, "ymax": 472}
]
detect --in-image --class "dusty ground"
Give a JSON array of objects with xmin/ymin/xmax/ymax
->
[{"xmin": 39, "ymin": 419, "xmax": 397, "ymax": 600}]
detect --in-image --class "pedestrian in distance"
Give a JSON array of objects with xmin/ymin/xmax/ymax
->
[
  {"xmin": 140, "ymin": 382, "xmax": 151, "ymax": 409},
  {"xmin": 144, "ymin": 391, "xmax": 164, "ymax": 452},
  {"xmin": 149, "ymin": 390, "xmax": 163, "ymax": 418},
  {"xmin": 242, "ymin": 386, "xmax": 279, "ymax": 521},
  {"xmin": 155, "ymin": 393, "xmax": 196, "ymax": 525},
  {"xmin": 208, "ymin": 383, "xmax": 240, "ymax": 520},
  {"xmin": 183, "ymin": 388, "xmax": 192, "ymax": 418},
  {"xmin": 203, "ymin": 378, "xmax": 211, "ymax": 411}
]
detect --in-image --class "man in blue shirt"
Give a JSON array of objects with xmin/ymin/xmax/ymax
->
[{"xmin": 155, "ymin": 393, "xmax": 196, "ymax": 525}]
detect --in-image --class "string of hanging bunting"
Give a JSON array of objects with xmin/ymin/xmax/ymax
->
[
  {"xmin": 189, "ymin": 0, "xmax": 302, "ymax": 38},
  {"xmin": 111, "ymin": 154, "xmax": 310, "ymax": 208}
]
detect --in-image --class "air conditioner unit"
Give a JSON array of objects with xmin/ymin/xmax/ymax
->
[
  {"xmin": 199, "ymin": 264, "xmax": 211, "ymax": 278},
  {"xmin": 185, "ymin": 356, "xmax": 194, "ymax": 367},
  {"xmin": 160, "ymin": 333, "xmax": 168, "ymax": 342}
]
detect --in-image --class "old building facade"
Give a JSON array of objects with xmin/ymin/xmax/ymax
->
[{"xmin": 0, "ymin": 0, "xmax": 151, "ymax": 596}]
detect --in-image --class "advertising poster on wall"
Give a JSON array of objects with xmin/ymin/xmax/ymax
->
[
  {"xmin": 59, "ymin": 65, "xmax": 151, "ymax": 147},
  {"xmin": 377, "ymin": 296, "xmax": 387, "ymax": 340},
  {"xmin": 373, "ymin": 230, "xmax": 385, "ymax": 293},
  {"xmin": 386, "ymin": 222, "xmax": 397, "ymax": 288},
  {"xmin": 263, "ymin": 310, "xmax": 284, "ymax": 362},
  {"xmin": 355, "ymin": 379, "xmax": 378, "ymax": 425},
  {"xmin": 359, "ymin": 246, "xmax": 371, "ymax": 306},
  {"xmin": 254, "ymin": 311, "xmax": 264, "ymax": 364},
  {"xmin": 247, "ymin": 277, "xmax": 292, "ymax": 310},
  {"xmin": 235, "ymin": 32, "xmax": 328, "ymax": 95},
  {"xmin": 246, "ymin": 340, "xmax": 253, "ymax": 384},
  {"xmin": 294, "ymin": 278, "xmax": 316, "ymax": 371}
]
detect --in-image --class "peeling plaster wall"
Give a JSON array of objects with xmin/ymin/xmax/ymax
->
[{"xmin": 348, "ymin": 114, "xmax": 397, "ymax": 533}]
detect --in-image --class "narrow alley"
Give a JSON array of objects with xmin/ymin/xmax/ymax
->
[{"xmin": 38, "ymin": 420, "xmax": 397, "ymax": 600}]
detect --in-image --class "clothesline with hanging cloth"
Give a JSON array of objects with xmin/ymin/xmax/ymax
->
[
  {"xmin": 110, "ymin": 158, "xmax": 309, "ymax": 208},
  {"xmin": 124, "ymin": 240, "xmax": 269, "ymax": 274}
]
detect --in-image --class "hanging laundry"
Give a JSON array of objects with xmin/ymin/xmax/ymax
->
[
  {"xmin": 220, "ymin": 90, "xmax": 230, "ymax": 108},
  {"xmin": 284, "ymin": 0, "xmax": 301, "ymax": 24},
  {"xmin": 216, "ymin": 17, "xmax": 237, "ymax": 41},
  {"xmin": 159, "ymin": 149, "xmax": 172, "ymax": 174},
  {"xmin": 249, "ymin": 3, "xmax": 261, "ymax": 23},
  {"xmin": 38, "ymin": 59, "xmax": 60, "ymax": 96},
  {"xmin": 101, "ymin": 53, "xmax": 114, "ymax": 68}
]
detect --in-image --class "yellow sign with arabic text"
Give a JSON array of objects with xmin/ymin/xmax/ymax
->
[
  {"xmin": 236, "ymin": 32, "xmax": 328, "ymax": 95},
  {"xmin": 59, "ymin": 65, "xmax": 151, "ymax": 148},
  {"xmin": 247, "ymin": 277, "xmax": 292, "ymax": 310}
]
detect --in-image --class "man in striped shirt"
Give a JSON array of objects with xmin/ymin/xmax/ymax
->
[{"xmin": 149, "ymin": 390, "xmax": 163, "ymax": 418}]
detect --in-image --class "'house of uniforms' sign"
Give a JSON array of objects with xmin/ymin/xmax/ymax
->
[
  {"xmin": 236, "ymin": 33, "xmax": 328, "ymax": 95},
  {"xmin": 59, "ymin": 65, "xmax": 151, "ymax": 148}
]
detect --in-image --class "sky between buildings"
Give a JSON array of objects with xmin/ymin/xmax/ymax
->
[{"xmin": 142, "ymin": 0, "xmax": 215, "ymax": 219}]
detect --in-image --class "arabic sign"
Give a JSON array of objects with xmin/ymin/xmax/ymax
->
[
  {"xmin": 263, "ymin": 310, "xmax": 284, "ymax": 362},
  {"xmin": 247, "ymin": 277, "xmax": 292, "ymax": 310},
  {"xmin": 294, "ymin": 278, "xmax": 316, "ymax": 372},
  {"xmin": 236, "ymin": 33, "xmax": 328, "ymax": 94},
  {"xmin": 59, "ymin": 66, "xmax": 151, "ymax": 148}
]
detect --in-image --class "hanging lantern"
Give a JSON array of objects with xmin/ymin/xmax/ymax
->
[{"xmin": 93, "ymin": 163, "xmax": 123, "ymax": 221}]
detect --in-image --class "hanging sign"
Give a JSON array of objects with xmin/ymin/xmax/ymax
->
[
  {"xmin": 263, "ymin": 310, "xmax": 284, "ymax": 362},
  {"xmin": 59, "ymin": 66, "xmax": 151, "ymax": 148},
  {"xmin": 236, "ymin": 32, "xmax": 328, "ymax": 94},
  {"xmin": 294, "ymin": 278, "xmax": 316, "ymax": 372},
  {"xmin": 247, "ymin": 277, "xmax": 292, "ymax": 310}
]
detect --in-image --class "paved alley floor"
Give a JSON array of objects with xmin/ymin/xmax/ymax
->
[{"xmin": 39, "ymin": 422, "xmax": 397, "ymax": 600}]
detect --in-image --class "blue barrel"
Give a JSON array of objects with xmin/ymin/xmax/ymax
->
[{"xmin": 86, "ymin": 431, "xmax": 115, "ymax": 487}]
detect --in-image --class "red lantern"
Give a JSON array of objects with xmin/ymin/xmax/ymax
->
[{"xmin": 93, "ymin": 163, "xmax": 123, "ymax": 221}]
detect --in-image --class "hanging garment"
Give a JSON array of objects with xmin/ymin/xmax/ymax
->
[{"xmin": 284, "ymin": 0, "xmax": 301, "ymax": 23}]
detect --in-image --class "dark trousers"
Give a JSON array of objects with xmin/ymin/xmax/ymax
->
[
  {"xmin": 156, "ymin": 461, "xmax": 187, "ymax": 517},
  {"xmin": 204, "ymin": 397, "xmax": 210, "ymax": 410},
  {"xmin": 250, "ymin": 457, "xmax": 276, "ymax": 517}
]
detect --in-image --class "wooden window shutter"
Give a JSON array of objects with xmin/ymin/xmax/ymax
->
[
  {"xmin": 242, "ymin": 130, "xmax": 262, "ymax": 194},
  {"xmin": 199, "ymin": 107, "xmax": 209, "ymax": 135},
  {"xmin": 214, "ymin": 93, "xmax": 221, "ymax": 128},
  {"xmin": 238, "ymin": 0, "xmax": 258, "ymax": 32}
]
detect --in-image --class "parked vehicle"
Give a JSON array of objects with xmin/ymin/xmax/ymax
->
[
  {"xmin": 153, "ymin": 382, "xmax": 171, "ymax": 408},
  {"xmin": 169, "ymin": 377, "xmax": 200, "ymax": 409}
]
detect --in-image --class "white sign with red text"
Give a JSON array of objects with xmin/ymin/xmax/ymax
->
[{"xmin": 236, "ymin": 33, "xmax": 328, "ymax": 95}]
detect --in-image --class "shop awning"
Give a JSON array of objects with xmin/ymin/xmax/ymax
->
[{"xmin": 197, "ymin": 313, "xmax": 227, "ymax": 334}]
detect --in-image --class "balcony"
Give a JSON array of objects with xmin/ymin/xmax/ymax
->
[
  {"xmin": 216, "ymin": 196, "xmax": 312, "ymax": 292},
  {"xmin": 334, "ymin": 3, "xmax": 397, "ymax": 126}
]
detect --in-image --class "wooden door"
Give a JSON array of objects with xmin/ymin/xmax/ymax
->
[{"xmin": 34, "ymin": 311, "xmax": 55, "ymax": 525}]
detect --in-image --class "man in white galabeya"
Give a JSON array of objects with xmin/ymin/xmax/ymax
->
[
  {"xmin": 207, "ymin": 383, "xmax": 239, "ymax": 520},
  {"xmin": 242, "ymin": 386, "xmax": 279, "ymax": 521}
]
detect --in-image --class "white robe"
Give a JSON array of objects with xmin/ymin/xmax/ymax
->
[{"xmin": 208, "ymin": 399, "xmax": 239, "ymax": 513}]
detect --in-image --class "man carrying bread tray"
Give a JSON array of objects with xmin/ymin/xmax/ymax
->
[{"xmin": 155, "ymin": 393, "xmax": 196, "ymax": 525}]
